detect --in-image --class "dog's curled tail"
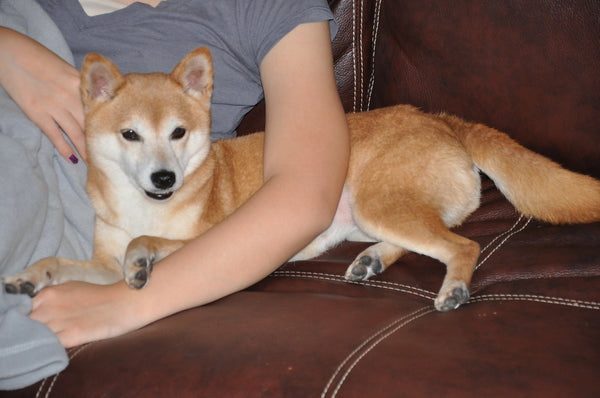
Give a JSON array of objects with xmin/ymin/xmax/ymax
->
[{"xmin": 440, "ymin": 114, "xmax": 600, "ymax": 224}]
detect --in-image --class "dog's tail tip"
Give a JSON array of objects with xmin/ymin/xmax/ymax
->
[
  {"xmin": 439, "ymin": 114, "xmax": 600, "ymax": 225},
  {"xmin": 501, "ymin": 167, "xmax": 600, "ymax": 225}
]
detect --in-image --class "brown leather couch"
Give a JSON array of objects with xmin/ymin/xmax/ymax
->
[{"xmin": 5, "ymin": 1, "xmax": 599, "ymax": 397}]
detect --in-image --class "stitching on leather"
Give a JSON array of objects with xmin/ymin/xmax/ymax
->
[
  {"xmin": 475, "ymin": 216, "xmax": 532, "ymax": 271},
  {"xmin": 40, "ymin": 343, "xmax": 92, "ymax": 398},
  {"xmin": 478, "ymin": 215, "xmax": 524, "ymax": 255},
  {"xmin": 271, "ymin": 270, "xmax": 437, "ymax": 300},
  {"xmin": 322, "ymin": 306, "xmax": 435, "ymax": 398},
  {"xmin": 34, "ymin": 378, "xmax": 47, "ymax": 398},
  {"xmin": 322, "ymin": 293, "xmax": 600, "ymax": 398},
  {"xmin": 351, "ymin": 0, "xmax": 357, "ymax": 112},
  {"xmin": 471, "ymin": 294, "xmax": 600, "ymax": 310},
  {"xmin": 366, "ymin": 0, "xmax": 382, "ymax": 110},
  {"xmin": 358, "ymin": 0, "xmax": 364, "ymax": 111}
]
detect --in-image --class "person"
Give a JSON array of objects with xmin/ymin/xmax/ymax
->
[{"xmin": 0, "ymin": 0, "xmax": 349, "ymax": 348}]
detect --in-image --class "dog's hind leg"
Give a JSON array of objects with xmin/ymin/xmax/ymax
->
[
  {"xmin": 350, "ymin": 199, "xmax": 480, "ymax": 311},
  {"xmin": 122, "ymin": 236, "xmax": 187, "ymax": 289},
  {"xmin": 345, "ymin": 242, "xmax": 408, "ymax": 281},
  {"xmin": 2, "ymin": 257, "xmax": 122, "ymax": 296}
]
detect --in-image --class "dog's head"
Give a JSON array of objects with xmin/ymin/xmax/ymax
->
[{"xmin": 80, "ymin": 48, "xmax": 213, "ymax": 201}]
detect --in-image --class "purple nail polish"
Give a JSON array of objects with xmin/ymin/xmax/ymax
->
[{"xmin": 69, "ymin": 154, "xmax": 79, "ymax": 164}]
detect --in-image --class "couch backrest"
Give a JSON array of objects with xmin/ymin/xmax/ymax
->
[{"xmin": 239, "ymin": 0, "xmax": 600, "ymax": 178}]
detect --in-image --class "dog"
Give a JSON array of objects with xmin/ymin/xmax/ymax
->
[{"xmin": 3, "ymin": 48, "xmax": 600, "ymax": 311}]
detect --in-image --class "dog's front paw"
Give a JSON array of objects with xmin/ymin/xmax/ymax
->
[
  {"xmin": 2, "ymin": 258, "xmax": 60, "ymax": 297},
  {"xmin": 123, "ymin": 244, "xmax": 155, "ymax": 289},
  {"xmin": 2, "ymin": 277, "xmax": 37, "ymax": 297},
  {"xmin": 434, "ymin": 281, "xmax": 470, "ymax": 312}
]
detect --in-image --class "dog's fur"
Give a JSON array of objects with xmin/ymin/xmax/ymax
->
[{"xmin": 4, "ymin": 48, "xmax": 600, "ymax": 311}]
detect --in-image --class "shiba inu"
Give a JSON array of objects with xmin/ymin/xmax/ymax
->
[{"xmin": 3, "ymin": 48, "xmax": 600, "ymax": 311}]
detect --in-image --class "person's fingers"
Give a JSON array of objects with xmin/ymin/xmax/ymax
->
[
  {"xmin": 34, "ymin": 113, "xmax": 81, "ymax": 163},
  {"xmin": 57, "ymin": 110, "xmax": 87, "ymax": 162}
]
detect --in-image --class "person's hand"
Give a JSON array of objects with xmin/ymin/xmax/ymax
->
[
  {"xmin": 0, "ymin": 27, "xmax": 86, "ymax": 163},
  {"xmin": 30, "ymin": 281, "xmax": 141, "ymax": 348}
]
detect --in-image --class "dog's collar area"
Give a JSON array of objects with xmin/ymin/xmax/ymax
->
[{"xmin": 145, "ymin": 191, "xmax": 174, "ymax": 201}]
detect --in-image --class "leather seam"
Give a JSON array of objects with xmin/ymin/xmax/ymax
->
[
  {"xmin": 366, "ymin": 0, "xmax": 382, "ymax": 110},
  {"xmin": 351, "ymin": 0, "xmax": 358, "ymax": 112},
  {"xmin": 321, "ymin": 306, "xmax": 435, "ymax": 398},
  {"xmin": 36, "ymin": 343, "xmax": 92, "ymax": 398},
  {"xmin": 271, "ymin": 270, "xmax": 437, "ymax": 300},
  {"xmin": 358, "ymin": 0, "xmax": 364, "ymax": 111},
  {"xmin": 475, "ymin": 215, "xmax": 532, "ymax": 272},
  {"xmin": 470, "ymin": 294, "xmax": 600, "ymax": 310}
]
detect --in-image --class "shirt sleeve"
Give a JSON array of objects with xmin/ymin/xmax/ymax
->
[{"xmin": 235, "ymin": 0, "xmax": 337, "ymax": 73}]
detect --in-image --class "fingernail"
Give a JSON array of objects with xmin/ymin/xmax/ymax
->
[{"xmin": 69, "ymin": 154, "xmax": 79, "ymax": 164}]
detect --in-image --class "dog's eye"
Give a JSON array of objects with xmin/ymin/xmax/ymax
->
[
  {"xmin": 170, "ymin": 127, "xmax": 186, "ymax": 140},
  {"xmin": 121, "ymin": 129, "xmax": 140, "ymax": 142}
]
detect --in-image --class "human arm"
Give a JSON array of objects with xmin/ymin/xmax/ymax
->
[
  {"xmin": 0, "ymin": 27, "xmax": 86, "ymax": 162},
  {"xmin": 30, "ymin": 20, "xmax": 350, "ymax": 348}
]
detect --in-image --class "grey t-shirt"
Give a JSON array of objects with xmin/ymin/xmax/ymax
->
[{"xmin": 37, "ymin": 0, "xmax": 337, "ymax": 140}]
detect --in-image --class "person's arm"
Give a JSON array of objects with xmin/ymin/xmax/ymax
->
[
  {"xmin": 0, "ymin": 27, "xmax": 86, "ymax": 162},
  {"xmin": 30, "ymin": 20, "xmax": 350, "ymax": 348}
]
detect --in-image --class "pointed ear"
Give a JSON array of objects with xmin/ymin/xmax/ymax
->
[
  {"xmin": 171, "ymin": 47, "xmax": 213, "ymax": 101},
  {"xmin": 80, "ymin": 53, "xmax": 124, "ymax": 111}
]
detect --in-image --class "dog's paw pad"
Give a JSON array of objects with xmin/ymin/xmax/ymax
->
[
  {"xmin": 350, "ymin": 264, "xmax": 368, "ymax": 279},
  {"xmin": 135, "ymin": 257, "xmax": 154, "ymax": 272},
  {"xmin": 131, "ymin": 269, "xmax": 148, "ymax": 289},
  {"xmin": 345, "ymin": 255, "xmax": 383, "ymax": 281},
  {"xmin": 20, "ymin": 282, "xmax": 36, "ymax": 297},
  {"xmin": 125, "ymin": 255, "xmax": 155, "ymax": 290},
  {"xmin": 2, "ymin": 279, "xmax": 37, "ymax": 296},
  {"xmin": 435, "ymin": 286, "xmax": 470, "ymax": 312},
  {"xmin": 4, "ymin": 283, "xmax": 18, "ymax": 295}
]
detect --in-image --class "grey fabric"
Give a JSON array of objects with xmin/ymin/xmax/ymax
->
[{"xmin": 0, "ymin": 0, "xmax": 94, "ymax": 390}]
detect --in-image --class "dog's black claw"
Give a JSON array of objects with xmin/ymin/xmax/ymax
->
[
  {"xmin": 19, "ymin": 282, "xmax": 36, "ymax": 297},
  {"xmin": 439, "ymin": 287, "xmax": 470, "ymax": 312},
  {"xmin": 4, "ymin": 283, "xmax": 18, "ymax": 294},
  {"xmin": 452, "ymin": 287, "xmax": 469, "ymax": 303},
  {"xmin": 439, "ymin": 297, "xmax": 458, "ymax": 312}
]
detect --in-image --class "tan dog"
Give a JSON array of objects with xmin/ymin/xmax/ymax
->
[{"xmin": 3, "ymin": 48, "xmax": 600, "ymax": 311}]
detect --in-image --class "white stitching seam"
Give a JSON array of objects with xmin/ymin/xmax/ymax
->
[
  {"xmin": 351, "ymin": 0, "xmax": 357, "ymax": 112},
  {"xmin": 320, "ymin": 294, "xmax": 599, "ymax": 398},
  {"xmin": 475, "ymin": 216, "xmax": 532, "ymax": 271},
  {"xmin": 34, "ymin": 378, "xmax": 46, "ymax": 398},
  {"xmin": 321, "ymin": 306, "xmax": 435, "ymax": 398},
  {"xmin": 366, "ymin": 0, "xmax": 382, "ymax": 110},
  {"xmin": 271, "ymin": 270, "xmax": 437, "ymax": 300},
  {"xmin": 36, "ymin": 343, "xmax": 92, "ymax": 398},
  {"xmin": 358, "ymin": 0, "xmax": 364, "ymax": 111},
  {"xmin": 471, "ymin": 294, "xmax": 600, "ymax": 310}
]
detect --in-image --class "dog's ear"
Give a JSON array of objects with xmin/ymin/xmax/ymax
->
[
  {"xmin": 171, "ymin": 47, "xmax": 213, "ymax": 101},
  {"xmin": 80, "ymin": 53, "xmax": 124, "ymax": 111}
]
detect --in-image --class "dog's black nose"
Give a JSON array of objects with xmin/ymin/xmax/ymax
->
[{"xmin": 151, "ymin": 170, "xmax": 176, "ymax": 190}]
